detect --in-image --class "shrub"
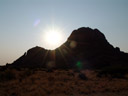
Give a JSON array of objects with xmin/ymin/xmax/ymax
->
[{"xmin": 0, "ymin": 69, "xmax": 16, "ymax": 82}]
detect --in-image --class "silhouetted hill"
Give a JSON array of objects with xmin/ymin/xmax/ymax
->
[{"xmin": 5, "ymin": 27, "xmax": 128, "ymax": 70}]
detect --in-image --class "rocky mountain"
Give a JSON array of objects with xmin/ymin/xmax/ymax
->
[{"xmin": 5, "ymin": 27, "xmax": 128, "ymax": 70}]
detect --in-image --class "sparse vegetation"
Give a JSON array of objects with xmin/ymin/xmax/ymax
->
[
  {"xmin": 97, "ymin": 65, "xmax": 128, "ymax": 78},
  {"xmin": 0, "ymin": 69, "xmax": 16, "ymax": 82},
  {"xmin": 0, "ymin": 68, "xmax": 128, "ymax": 96}
]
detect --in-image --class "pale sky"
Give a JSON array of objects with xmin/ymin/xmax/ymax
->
[{"xmin": 0, "ymin": 0, "xmax": 128, "ymax": 65}]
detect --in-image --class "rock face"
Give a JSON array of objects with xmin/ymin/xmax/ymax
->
[{"xmin": 6, "ymin": 27, "xmax": 128, "ymax": 69}]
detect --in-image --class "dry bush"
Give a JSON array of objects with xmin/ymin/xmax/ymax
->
[
  {"xmin": 0, "ymin": 69, "xmax": 128, "ymax": 96},
  {"xmin": 0, "ymin": 69, "xmax": 16, "ymax": 82}
]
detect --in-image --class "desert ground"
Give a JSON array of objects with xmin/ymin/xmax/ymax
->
[{"xmin": 0, "ymin": 68, "xmax": 128, "ymax": 96}]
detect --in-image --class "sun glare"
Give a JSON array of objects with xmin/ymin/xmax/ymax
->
[
  {"xmin": 42, "ymin": 27, "xmax": 64, "ymax": 49},
  {"xmin": 45, "ymin": 30, "xmax": 61, "ymax": 45}
]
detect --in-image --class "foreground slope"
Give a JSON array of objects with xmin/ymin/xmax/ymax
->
[{"xmin": 0, "ymin": 69, "xmax": 128, "ymax": 96}]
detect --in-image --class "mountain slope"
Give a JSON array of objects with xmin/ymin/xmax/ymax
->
[{"xmin": 6, "ymin": 27, "xmax": 128, "ymax": 70}]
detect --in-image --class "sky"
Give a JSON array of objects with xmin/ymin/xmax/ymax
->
[{"xmin": 0, "ymin": 0, "xmax": 128, "ymax": 65}]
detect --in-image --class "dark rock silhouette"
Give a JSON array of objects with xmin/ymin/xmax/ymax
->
[{"xmin": 4, "ymin": 27, "xmax": 128, "ymax": 71}]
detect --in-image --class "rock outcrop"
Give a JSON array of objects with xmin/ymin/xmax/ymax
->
[{"xmin": 5, "ymin": 27, "xmax": 128, "ymax": 70}]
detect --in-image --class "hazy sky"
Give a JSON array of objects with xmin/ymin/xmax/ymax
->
[{"xmin": 0, "ymin": 0, "xmax": 128, "ymax": 65}]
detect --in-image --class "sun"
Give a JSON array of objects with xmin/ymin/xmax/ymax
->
[
  {"xmin": 42, "ymin": 27, "xmax": 64, "ymax": 49},
  {"xmin": 45, "ymin": 30, "xmax": 62, "ymax": 45}
]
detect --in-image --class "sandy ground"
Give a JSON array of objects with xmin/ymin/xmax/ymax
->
[{"xmin": 0, "ymin": 69, "xmax": 128, "ymax": 96}]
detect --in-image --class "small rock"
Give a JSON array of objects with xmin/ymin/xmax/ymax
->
[{"xmin": 78, "ymin": 73, "xmax": 88, "ymax": 80}]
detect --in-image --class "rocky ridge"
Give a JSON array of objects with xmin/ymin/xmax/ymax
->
[{"xmin": 5, "ymin": 27, "xmax": 128, "ymax": 70}]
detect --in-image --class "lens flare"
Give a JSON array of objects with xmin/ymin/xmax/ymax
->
[
  {"xmin": 34, "ymin": 19, "xmax": 40, "ymax": 27},
  {"xmin": 76, "ymin": 61, "xmax": 83, "ymax": 69}
]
